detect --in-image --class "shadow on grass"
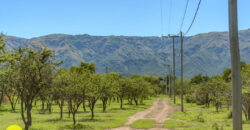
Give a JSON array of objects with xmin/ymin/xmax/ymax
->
[
  {"xmin": 109, "ymin": 107, "xmax": 136, "ymax": 111},
  {"xmin": 43, "ymin": 118, "xmax": 70, "ymax": 123},
  {"xmin": 61, "ymin": 123, "xmax": 93, "ymax": 130},
  {"xmin": 78, "ymin": 118, "xmax": 107, "ymax": 122}
]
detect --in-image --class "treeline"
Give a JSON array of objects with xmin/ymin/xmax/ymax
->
[
  {"xmin": 183, "ymin": 62, "xmax": 250, "ymax": 120},
  {"xmin": 0, "ymin": 36, "xmax": 163, "ymax": 130}
]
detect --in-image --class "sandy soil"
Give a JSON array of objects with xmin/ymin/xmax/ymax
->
[{"xmin": 108, "ymin": 98, "xmax": 179, "ymax": 130}]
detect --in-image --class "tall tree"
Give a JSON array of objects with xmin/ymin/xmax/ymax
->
[{"xmin": 13, "ymin": 47, "xmax": 57, "ymax": 130}]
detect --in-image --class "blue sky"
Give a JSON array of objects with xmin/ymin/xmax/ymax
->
[{"xmin": 0, "ymin": 0, "xmax": 249, "ymax": 38}]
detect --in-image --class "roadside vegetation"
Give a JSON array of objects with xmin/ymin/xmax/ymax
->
[
  {"xmin": 0, "ymin": 34, "xmax": 250, "ymax": 130},
  {"xmin": 163, "ymin": 61, "xmax": 250, "ymax": 129},
  {"xmin": 0, "ymin": 35, "xmax": 164, "ymax": 129}
]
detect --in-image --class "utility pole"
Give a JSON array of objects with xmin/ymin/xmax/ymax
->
[
  {"xmin": 180, "ymin": 32, "xmax": 184, "ymax": 112},
  {"xmin": 163, "ymin": 64, "xmax": 171, "ymax": 96},
  {"xmin": 169, "ymin": 67, "xmax": 171, "ymax": 97},
  {"xmin": 105, "ymin": 66, "xmax": 108, "ymax": 73},
  {"xmin": 228, "ymin": 0, "xmax": 242, "ymax": 129},
  {"xmin": 165, "ymin": 74, "xmax": 168, "ymax": 96},
  {"xmin": 168, "ymin": 34, "xmax": 179, "ymax": 104}
]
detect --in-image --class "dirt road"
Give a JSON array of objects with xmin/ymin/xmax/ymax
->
[{"xmin": 109, "ymin": 98, "xmax": 178, "ymax": 130}]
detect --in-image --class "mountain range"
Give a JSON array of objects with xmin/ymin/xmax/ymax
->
[{"xmin": 5, "ymin": 29, "xmax": 250, "ymax": 78}]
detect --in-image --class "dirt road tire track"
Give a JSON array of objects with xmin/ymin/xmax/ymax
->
[{"xmin": 109, "ymin": 98, "xmax": 179, "ymax": 130}]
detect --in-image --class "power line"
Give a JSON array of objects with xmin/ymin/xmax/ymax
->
[
  {"xmin": 160, "ymin": 0, "xmax": 164, "ymax": 36},
  {"xmin": 180, "ymin": 0, "xmax": 190, "ymax": 32},
  {"xmin": 168, "ymin": 0, "xmax": 172, "ymax": 34},
  {"xmin": 184, "ymin": 0, "xmax": 202, "ymax": 36}
]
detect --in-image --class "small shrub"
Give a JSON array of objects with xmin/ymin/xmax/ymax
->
[
  {"xmin": 212, "ymin": 123, "xmax": 219, "ymax": 130},
  {"xmin": 195, "ymin": 113, "xmax": 205, "ymax": 122}
]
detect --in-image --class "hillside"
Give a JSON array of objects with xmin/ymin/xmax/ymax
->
[{"xmin": 5, "ymin": 29, "xmax": 250, "ymax": 78}]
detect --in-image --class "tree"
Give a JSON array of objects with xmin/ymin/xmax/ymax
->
[
  {"xmin": 100, "ymin": 72, "xmax": 120, "ymax": 112},
  {"xmin": 242, "ymin": 64, "xmax": 250, "ymax": 120},
  {"xmin": 130, "ymin": 77, "xmax": 151, "ymax": 105},
  {"xmin": 80, "ymin": 61, "xmax": 96, "ymax": 74},
  {"xmin": 1, "ymin": 67, "xmax": 20, "ymax": 111},
  {"xmin": 14, "ymin": 47, "xmax": 57, "ymax": 130},
  {"xmin": 190, "ymin": 74, "xmax": 209, "ymax": 84},
  {"xmin": 53, "ymin": 68, "xmax": 68, "ymax": 119},
  {"xmin": 222, "ymin": 68, "xmax": 231, "ymax": 82},
  {"xmin": 65, "ymin": 70, "xmax": 87, "ymax": 126},
  {"xmin": 86, "ymin": 74, "xmax": 102, "ymax": 119},
  {"xmin": 0, "ymin": 34, "xmax": 8, "ymax": 107},
  {"xmin": 209, "ymin": 76, "xmax": 230, "ymax": 112},
  {"xmin": 116, "ymin": 78, "xmax": 131, "ymax": 109}
]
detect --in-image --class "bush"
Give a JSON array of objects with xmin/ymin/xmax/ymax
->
[
  {"xmin": 212, "ymin": 123, "xmax": 219, "ymax": 130},
  {"xmin": 195, "ymin": 113, "xmax": 205, "ymax": 122}
]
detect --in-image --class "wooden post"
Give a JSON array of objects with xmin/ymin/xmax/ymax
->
[
  {"xmin": 180, "ymin": 31, "xmax": 184, "ymax": 112},
  {"xmin": 165, "ymin": 73, "xmax": 168, "ymax": 96},
  {"xmin": 169, "ymin": 35, "xmax": 179, "ymax": 104},
  {"xmin": 169, "ymin": 68, "xmax": 172, "ymax": 98},
  {"xmin": 228, "ymin": 0, "xmax": 242, "ymax": 129}
]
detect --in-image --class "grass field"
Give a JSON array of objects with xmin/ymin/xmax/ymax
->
[
  {"xmin": 0, "ymin": 96, "xmax": 159, "ymax": 130},
  {"xmin": 166, "ymin": 96, "xmax": 250, "ymax": 130},
  {"xmin": 131, "ymin": 119, "xmax": 156, "ymax": 129}
]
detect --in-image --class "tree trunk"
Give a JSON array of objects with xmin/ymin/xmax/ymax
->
[
  {"xmin": 120, "ymin": 97, "xmax": 123, "ymax": 109},
  {"xmin": 59, "ymin": 100, "xmax": 64, "ymax": 120},
  {"xmin": 102, "ymin": 97, "xmax": 107, "ymax": 112},
  {"xmin": 0, "ymin": 91, "xmax": 3, "ymax": 107},
  {"xmin": 21, "ymin": 99, "xmax": 28, "ymax": 130},
  {"xmin": 68, "ymin": 110, "xmax": 71, "ymax": 118},
  {"xmin": 134, "ymin": 97, "xmax": 138, "ymax": 106},
  {"xmin": 73, "ymin": 112, "xmax": 76, "ymax": 126},
  {"xmin": 83, "ymin": 100, "xmax": 86, "ymax": 112},
  {"xmin": 42, "ymin": 101, "xmax": 44, "ymax": 110},
  {"xmin": 89, "ymin": 98, "xmax": 96, "ymax": 120},
  {"xmin": 91, "ymin": 107, "xmax": 94, "ymax": 120},
  {"xmin": 117, "ymin": 97, "xmax": 119, "ymax": 103},
  {"xmin": 248, "ymin": 108, "xmax": 250, "ymax": 120}
]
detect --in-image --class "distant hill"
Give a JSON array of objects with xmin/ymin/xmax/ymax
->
[{"xmin": 5, "ymin": 29, "xmax": 250, "ymax": 78}]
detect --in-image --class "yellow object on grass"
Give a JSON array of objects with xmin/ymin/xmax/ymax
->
[{"xmin": 6, "ymin": 125, "xmax": 22, "ymax": 130}]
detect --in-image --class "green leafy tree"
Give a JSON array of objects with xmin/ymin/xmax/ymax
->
[
  {"xmin": 53, "ymin": 68, "xmax": 68, "ymax": 119},
  {"xmin": 242, "ymin": 64, "xmax": 250, "ymax": 120},
  {"xmin": 0, "ymin": 34, "xmax": 8, "ymax": 107},
  {"xmin": 100, "ymin": 72, "xmax": 120, "ymax": 112},
  {"xmin": 13, "ymin": 47, "xmax": 57, "ymax": 130},
  {"xmin": 65, "ymin": 70, "xmax": 87, "ymax": 126},
  {"xmin": 86, "ymin": 74, "xmax": 102, "ymax": 119},
  {"xmin": 1, "ymin": 67, "xmax": 20, "ymax": 111},
  {"xmin": 116, "ymin": 78, "xmax": 131, "ymax": 109}
]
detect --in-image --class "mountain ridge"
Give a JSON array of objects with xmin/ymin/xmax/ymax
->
[{"xmin": 5, "ymin": 29, "xmax": 250, "ymax": 78}]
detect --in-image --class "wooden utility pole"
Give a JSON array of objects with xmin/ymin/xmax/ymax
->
[
  {"xmin": 169, "ymin": 67, "xmax": 172, "ymax": 98},
  {"xmin": 163, "ymin": 64, "xmax": 171, "ymax": 96},
  {"xmin": 169, "ymin": 67, "xmax": 171, "ymax": 97},
  {"xmin": 105, "ymin": 66, "xmax": 108, "ymax": 73},
  {"xmin": 165, "ymin": 74, "xmax": 168, "ymax": 96},
  {"xmin": 228, "ymin": 0, "xmax": 242, "ymax": 129},
  {"xmin": 168, "ymin": 34, "xmax": 179, "ymax": 104},
  {"xmin": 180, "ymin": 32, "xmax": 184, "ymax": 112}
]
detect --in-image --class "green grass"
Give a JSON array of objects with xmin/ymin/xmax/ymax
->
[
  {"xmin": 131, "ymin": 119, "xmax": 156, "ymax": 129},
  {"xmin": 166, "ymin": 96, "xmax": 250, "ymax": 130},
  {"xmin": 0, "ymin": 96, "xmax": 159, "ymax": 130},
  {"xmin": 164, "ymin": 120, "xmax": 200, "ymax": 129}
]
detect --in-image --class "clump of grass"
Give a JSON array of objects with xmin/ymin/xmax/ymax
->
[
  {"xmin": 194, "ymin": 112, "xmax": 205, "ymax": 122},
  {"xmin": 131, "ymin": 119, "xmax": 156, "ymax": 129},
  {"xmin": 164, "ymin": 120, "xmax": 191, "ymax": 128},
  {"xmin": 212, "ymin": 123, "xmax": 219, "ymax": 130}
]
